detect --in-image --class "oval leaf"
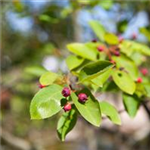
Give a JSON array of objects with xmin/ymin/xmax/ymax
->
[
  {"xmin": 104, "ymin": 33, "xmax": 119, "ymax": 45},
  {"xmin": 89, "ymin": 21, "xmax": 106, "ymax": 41},
  {"xmin": 66, "ymin": 55, "xmax": 84, "ymax": 71},
  {"xmin": 57, "ymin": 108, "xmax": 77, "ymax": 141},
  {"xmin": 71, "ymin": 89, "xmax": 101, "ymax": 127},
  {"xmin": 67, "ymin": 43, "xmax": 97, "ymax": 61},
  {"xmin": 100, "ymin": 101, "xmax": 121, "ymax": 125},
  {"xmin": 123, "ymin": 94, "xmax": 140, "ymax": 118},
  {"xmin": 112, "ymin": 55, "xmax": 138, "ymax": 80},
  {"xmin": 39, "ymin": 71, "xmax": 59, "ymax": 86},
  {"xmin": 112, "ymin": 69, "xmax": 136, "ymax": 95},
  {"xmin": 30, "ymin": 84, "xmax": 63, "ymax": 119}
]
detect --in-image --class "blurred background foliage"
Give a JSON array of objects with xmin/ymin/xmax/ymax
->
[{"xmin": 1, "ymin": 0, "xmax": 150, "ymax": 150}]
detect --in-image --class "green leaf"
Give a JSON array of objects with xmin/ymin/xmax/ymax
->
[
  {"xmin": 24, "ymin": 66, "xmax": 47, "ymax": 77},
  {"xmin": 112, "ymin": 55, "xmax": 138, "ymax": 80},
  {"xmin": 89, "ymin": 20, "xmax": 106, "ymax": 41},
  {"xmin": 39, "ymin": 71, "xmax": 59, "ymax": 86},
  {"xmin": 143, "ymin": 83, "xmax": 150, "ymax": 98},
  {"xmin": 30, "ymin": 84, "xmax": 63, "ymax": 119},
  {"xmin": 67, "ymin": 43, "xmax": 97, "ymax": 61},
  {"xmin": 140, "ymin": 27, "xmax": 150, "ymax": 42},
  {"xmin": 112, "ymin": 69, "xmax": 136, "ymax": 95},
  {"xmin": 123, "ymin": 94, "xmax": 141, "ymax": 118},
  {"xmin": 104, "ymin": 33, "xmax": 119, "ymax": 45},
  {"xmin": 71, "ymin": 89, "xmax": 101, "ymax": 127},
  {"xmin": 91, "ymin": 67, "xmax": 112, "ymax": 87},
  {"xmin": 66, "ymin": 55, "xmax": 84, "ymax": 70},
  {"xmin": 79, "ymin": 60, "xmax": 113, "ymax": 82},
  {"xmin": 120, "ymin": 40, "xmax": 150, "ymax": 56},
  {"xmin": 57, "ymin": 108, "xmax": 77, "ymax": 141},
  {"xmin": 100, "ymin": 101, "xmax": 121, "ymax": 125}
]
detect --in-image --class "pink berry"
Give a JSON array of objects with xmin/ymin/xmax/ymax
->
[
  {"xmin": 110, "ymin": 60, "xmax": 116, "ymax": 64},
  {"xmin": 39, "ymin": 84, "xmax": 46, "ymax": 89},
  {"xmin": 113, "ymin": 51, "xmax": 120, "ymax": 56},
  {"xmin": 97, "ymin": 45, "xmax": 104, "ymax": 52},
  {"xmin": 63, "ymin": 103, "xmax": 72, "ymax": 112},
  {"xmin": 132, "ymin": 33, "xmax": 137, "ymax": 40},
  {"xmin": 136, "ymin": 77, "xmax": 142, "ymax": 83},
  {"xmin": 78, "ymin": 93, "xmax": 88, "ymax": 103},
  {"xmin": 140, "ymin": 68, "xmax": 148, "ymax": 76},
  {"xmin": 119, "ymin": 36, "xmax": 124, "ymax": 43},
  {"xmin": 62, "ymin": 87, "xmax": 71, "ymax": 97}
]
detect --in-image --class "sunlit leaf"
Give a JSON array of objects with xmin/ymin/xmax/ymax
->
[
  {"xmin": 112, "ymin": 69, "xmax": 136, "ymax": 95},
  {"xmin": 89, "ymin": 21, "xmax": 106, "ymax": 41},
  {"xmin": 30, "ymin": 84, "xmax": 63, "ymax": 119},
  {"xmin": 66, "ymin": 55, "xmax": 84, "ymax": 70},
  {"xmin": 104, "ymin": 33, "xmax": 119, "ymax": 45},
  {"xmin": 100, "ymin": 101, "xmax": 121, "ymax": 125},
  {"xmin": 71, "ymin": 89, "xmax": 101, "ymax": 127},
  {"xmin": 67, "ymin": 43, "xmax": 97, "ymax": 61}
]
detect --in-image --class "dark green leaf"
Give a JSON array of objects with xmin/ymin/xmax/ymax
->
[
  {"xmin": 57, "ymin": 108, "xmax": 77, "ymax": 141},
  {"xmin": 79, "ymin": 60, "xmax": 113, "ymax": 82},
  {"xmin": 30, "ymin": 84, "xmax": 63, "ymax": 119}
]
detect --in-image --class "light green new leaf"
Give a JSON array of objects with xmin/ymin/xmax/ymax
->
[
  {"xmin": 104, "ymin": 33, "xmax": 119, "ymax": 45},
  {"xmin": 120, "ymin": 40, "xmax": 150, "ymax": 56},
  {"xmin": 67, "ymin": 43, "xmax": 97, "ymax": 61},
  {"xmin": 140, "ymin": 27, "xmax": 150, "ymax": 42},
  {"xmin": 39, "ymin": 71, "xmax": 59, "ymax": 86},
  {"xmin": 79, "ymin": 60, "xmax": 113, "ymax": 82},
  {"xmin": 24, "ymin": 66, "xmax": 47, "ymax": 77},
  {"xmin": 71, "ymin": 89, "xmax": 101, "ymax": 127},
  {"xmin": 100, "ymin": 101, "xmax": 121, "ymax": 125},
  {"xmin": 89, "ymin": 21, "xmax": 106, "ymax": 41},
  {"xmin": 66, "ymin": 55, "xmax": 84, "ymax": 71},
  {"xmin": 30, "ymin": 84, "xmax": 63, "ymax": 119},
  {"xmin": 112, "ymin": 55, "xmax": 138, "ymax": 80},
  {"xmin": 123, "ymin": 94, "xmax": 141, "ymax": 118},
  {"xmin": 112, "ymin": 70, "xmax": 136, "ymax": 95},
  {"xmin": 57, "ymin": 109, "xmax": 77, "ymax": 141}
]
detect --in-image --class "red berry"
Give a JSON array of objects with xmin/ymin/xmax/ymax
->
[
  {"xmin": 39, "ymin": 84, "xmax": 46, "ymax": 89},
  {"xmin": 62, "ymin": 87, "xmax": 71, "ymax": 97},
  {"xmin": 113, "ymin": 51, "xmax": 120, "ymax": 56},
  {"xmin": 97, "ymin": 45, "xmax": 104, "ymax": 52},
  {"xmin": 92, "ymin": 39, "xmax": 97, "ymax": 43},
  {"xmin": 140, "ymin": 68, "xmax": 148, "ymax": 76},
  {"xmin": 63, "ymin": 103, "xmax": 72, "ymax": 112},
  {"xmin": 136, "ymin": 77, "xmax": 142, "ymax": 83},
  {"xmin": 78, "ymin": 93, "xmax": 88, "ymax": 103}
]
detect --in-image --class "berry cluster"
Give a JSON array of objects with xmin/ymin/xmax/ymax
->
[{"xmin": 61, "ymin": 87, "xmax": 88, "ymax": 112}]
